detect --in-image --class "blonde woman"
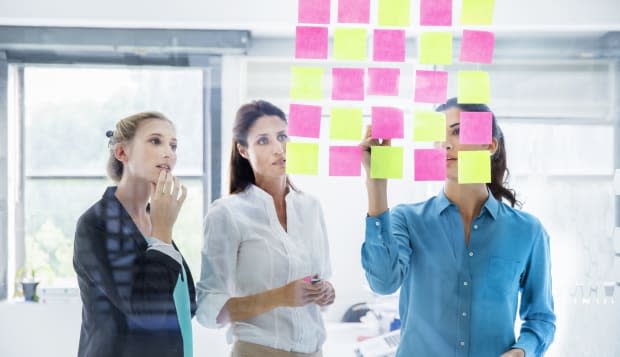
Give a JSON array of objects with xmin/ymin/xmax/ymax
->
[{"xmin": 73, "ymin": 112, "xmax": 195, "ymax": 357}]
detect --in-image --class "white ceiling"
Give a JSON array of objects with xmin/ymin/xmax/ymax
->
[{"xmin": 0, "ymin": 0, "xmax": 619, "ymax": 37}]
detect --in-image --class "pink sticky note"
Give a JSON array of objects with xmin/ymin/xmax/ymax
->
[
  {"xmin": 338, "ymin": 0, "xmax": 371, "ymax": 23},
  {"xmin": 420, "ymin": 0, "xmax": 452, "ymax": 26},
  {"xmin": 288, "ymin": 104, "xmax": 322, "ymax": 138},
  {"xmin": 295, "ymin": 26, "xmax": 328, "ymax": 59},
  {"xmin": 329, "ymin": 146, "xmax": 363, "ymax": 176},
  {"xmin": 373, "ymin": 29, "xmax": 406, "ymax": 62},
  {"xmin": 459, "ymin": 111, "xmax": 492, "ymax": 144},
  {"xmin": 414, "ymin": 70, "xmax": 448, "ymax": 104},
  {"xmin": 332, "ymin": 68, "xmax": 365, "ymax": 101},
  {"xmin": 371, "ymin": 107, "xmax": 404, "ymax": 139},
  {"xmin": 414, "ymin": 149, "xmax": 447, "ymax": 181},
  {"xmin": 460, "ymin": 30, "xmax": 495, "ymax": 64},
  {"xmin": 367, "ymin": 68, "xmax": 400, "ymax": 96},
  {"xmin": 298, "ymin": 0, "xmax": 331, "ymax": 24}
]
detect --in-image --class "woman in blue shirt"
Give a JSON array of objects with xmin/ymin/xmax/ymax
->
[
  {"xmin": 361, "ymin": 98, "xmax": 556, "ymax": 357},
  {"xmin": 74, "ymin": 112, "xmax": 196, "ymax": 357}
]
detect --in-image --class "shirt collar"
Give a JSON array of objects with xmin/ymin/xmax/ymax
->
[{"xmin": 435, "ymin": 187, "xmax": 499, "ymax": 220}]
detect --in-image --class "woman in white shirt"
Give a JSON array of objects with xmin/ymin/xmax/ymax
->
[{"xmin": 196, "ymin": 100, "xmax": 335, "ymax": 357}]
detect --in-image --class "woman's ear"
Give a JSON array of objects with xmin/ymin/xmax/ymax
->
[
  {"xmin": 488, "ymin": 138, "xmax": 499, "ymax": 156},
  {"xmin": 237, "ymin": 143, "xmax": 249, "ymax": 160},
  {"xmin": 114, "ymin": 143, "xmax": 129, "ymax": 163}
]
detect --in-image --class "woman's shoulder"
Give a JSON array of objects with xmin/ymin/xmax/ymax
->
[{"xmin": 498, "ymin": 201, "xmax": 546, "ymax": 235}]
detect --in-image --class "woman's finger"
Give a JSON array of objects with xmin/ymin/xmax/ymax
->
[{"xmin": 156, "ymin": 170, "xmax": 167, "ymax": 194}]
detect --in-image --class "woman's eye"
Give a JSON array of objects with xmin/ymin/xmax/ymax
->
[
  {"xmin": 258, "ymin": 138, "xmax": 267, "ymax": 145},
  {"xmin": 171, "ymin": 144, "xmax": 177, "ymax": 151},
  {"xmin": 150, "ymin": 138, "xmax": 161, "ymax": 145},
  {"xmin": 452, "ymin": 128, "xmax": 460, "ymax": 136},
  {"xmin": 278, "ymin": 134, "xmax": 288, "ymax": 141}
]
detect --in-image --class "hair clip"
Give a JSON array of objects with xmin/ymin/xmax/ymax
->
[{"xmin": 106, "ymin": 130, "xmax": 114, "ymax": 138}]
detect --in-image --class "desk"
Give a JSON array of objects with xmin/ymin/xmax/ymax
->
[{"xmin": 0, "ymin": 301, "xmax": 375, "ymax": 357}]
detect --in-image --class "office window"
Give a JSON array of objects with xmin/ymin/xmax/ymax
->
[{"xmin": 14, "ymin": 66, "xmax": 205, "ymax": 285}]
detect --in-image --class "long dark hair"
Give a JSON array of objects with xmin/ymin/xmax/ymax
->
[
  {"xmin": 436, "ymin": 98, "xmax": 521, "ymax": 208},
  {"xmin": 229, "ymin": 100, "xmax": 295, "ymax": 194}
]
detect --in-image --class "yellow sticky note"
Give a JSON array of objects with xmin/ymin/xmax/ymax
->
[
  {"xmin": 461, "ymin": 0, "xmax": 495, "ymax": 25},
  {"xmin": 370, "ymin": 146, "xmax": 404, "ymax": 179},
  {"xmin": 334, "ymin": 28, "xmax": 367, "ymax": 61},
  {"xmin": 419, "ymin": 32, "xmax": 453, "ymax": 65},
  {"xmin": 458, "ymin": 150, "xmax": 491, "ymax": 184},
  {"xmin": 414, "ymin": 111, "xmax": 446, "ymax": 142},
  {"xmin": 286, "ymin": 142, "xmax": 319, "ymax": 175},
  {"xmin": 290, "ymin": 67, "xmax": 324, "ymax": 100},
  {"xmin": 378, "ymin": 0, "xmax": 411, "ymax": 27},
  {"xmin": 457, "ymin": 71, "xmax": 490, "ymax": 104},
  {"xmin": 330, "ymin": 107, "xmax": 363, "ymax": 141}
]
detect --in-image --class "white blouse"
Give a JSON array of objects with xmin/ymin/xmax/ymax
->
[{"xmin": 196, "ymin": 184, "xmax": 332, "ymax": 353}]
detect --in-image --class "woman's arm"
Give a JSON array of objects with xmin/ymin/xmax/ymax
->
[
  {"xmin": 360, "ymin": 126, "xmax": 412, "ymax": 295},
  {"xmin": 217, "ymin": 278, "xmax": 322, "ymax": 324}
]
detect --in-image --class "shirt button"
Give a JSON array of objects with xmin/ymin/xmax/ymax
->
[
  {"xmin": 375, "ymin": 221, "xmax": 380, "ymax": 227},
  {"xmin": 378, "ymin": 234, "xmax": 383, "ymax": 239},
  {"xmin": 462, "ymin": 312, "xmax": 467, "ymax": 317},
  {"xmin": 473, "ymin": 224, "xmax": 478, "ymax": 230},
  {"xmin": 468, "ymin": 251, "xmax": 474, "ymax": 257},
  {"xmin": 460, "ymin": 341, "xmax": 465, "ymax": 347},
  {"xmin": 463, "ymin": 281, "xmax": 468, "ymax": 286}
]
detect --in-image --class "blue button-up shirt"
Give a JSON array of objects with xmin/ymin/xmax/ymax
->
[{"xmin": 362, "ymin": 190, "xmax": 556, "ymax": 357}]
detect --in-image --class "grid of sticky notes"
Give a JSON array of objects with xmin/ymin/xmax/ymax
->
[{"xmin": 289, "ymin": 0, "xmax": 496, "ymax": 183}]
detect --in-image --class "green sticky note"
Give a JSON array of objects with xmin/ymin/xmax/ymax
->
[
  {"xmin": 330, "ymin": 107, "xmax": 363, "ymax": 141},
  {"xmin": 371, "ymin": 146, "xmax": 404, "ymax": 179},
  {"xmin": 458, "ymin": 150, "xmax": 491, "ymax": 184},
  {"xmin": 419, "ymin": 32, "xmax": 453, "ymax": 65},
  {"xmin": 286, "ymin": 142, "xmax": 319, "ymax": 175},
  {"xmin": 334, "ymin": 28, "xmax": 367, "ymax": 61},
  {"xmin": 414, "ymin": 111, "xmax": 446, "ymax": 142},
  {"xmin": 457, "ymin": 71, "xmax": 490, "ymax": 104},
  {"xmin": 461, "ymin": 0, "xmax": 495, "ymax": 25},
  {"xmin": 378, "ymin": 0, "xmax": 411, "ymax": 27},
  {"xmin": 290, "ymin": 67, "xmax": 324, "ymax": 100}
]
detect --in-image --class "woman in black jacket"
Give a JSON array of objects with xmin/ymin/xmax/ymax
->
[{"xmin": 73, "ymin": 111, "xmax": 196, "ymax": 357}]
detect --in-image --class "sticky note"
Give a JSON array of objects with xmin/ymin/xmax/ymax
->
[
  {"xmin": 286, "ymin": 142, "xmax": 320, "ymax": 175},
  {"xmin": 370, "ymin": 146, "xmax": 404, "ymax": 179},
  {"xmin": 459, "ymin": 111, "xmax": 492, "ymax": 144},
  {"xmin": 457, "ymin": 71, "xmax": 490, "ymax": 104},
  {"xmin": 334, "ymin": 28, "xmax": 367, "ymax": 61},
  {"xmin": 414, "ymin": 70, "xmax": 448, "ymax": 104},
  {"xmin": 298, "ymin": 0, "xmax": 331, "ymax": 24},
  {"xmin": 414, "ymin": 111, "xmax": 446, "ymax": 142},
  {"xmin": 419, "ymin": 32, "xmax": 453, "ymax": 65},
  {"xmin": 458, "ymin": 150, "xmax": 491, "ymax": 183},
  {"xmin": 332, "ymin": 68, "xmax": 365, "ymax": 101},
  {"xmin": 295, "ymin": 26, "xmax": 328, "ymax": 59},
  {"xmin": 371, "ymin": 107, "xmax": 404, "ymax": 139},
  {"xmin": 330, "ymin": 107, "xmax": 363, "ymax": 140},
  {"xmin": 288, "ymin": 104, "xmax": 322, "ymax": 138},
  {"xmin": 460, "ymin": 30, "xmax": 495, "ymax": 64},
  {"xmin": 460, "ymin": 0, "xmax": 495, "ymax": 25},
  {"xmin": 373, "ymin": 29, "xmax": 406, "ymax": 62},
  {"xmin": 378, "ymin": 0, "xmax": 411, "ymax": 27},
  {"xmin": 329, "ymin": 146, "xmax": 363, "ymax": 176},
  {"xmin": 420, "ymin": 0, "xmax": 452, "ymax": 26},
  {"xmin": 368, "ymin": 68, "xmax": 400, "ymax": 96},
  {"xmin": 291, "ymin": 67, "xmax": 324, "ymax": 100},
  {"xmin": 414, "ymin": 149, "xmax": 447, "ymax": 181},
  {"xmin": 338, "ymin": 0, "xmax": 371, "ymax": 23}
]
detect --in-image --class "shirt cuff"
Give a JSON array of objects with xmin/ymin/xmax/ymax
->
[
  {"xmin": 145, "ymin": 236, "xmax": 182, "ymax": 265},
  {"xmin": 196, "ymin": 292, "xmax": 230, "ymax": 329},
  {"xmin": 512, "ymin": 333, "xmax": 539, "ymax": 357},
  {"xmin": 365, "ymin": 209, "xmax": 391, "ymax": 246}
]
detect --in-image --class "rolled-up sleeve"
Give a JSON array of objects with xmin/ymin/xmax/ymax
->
[
  {"xmin": 512, "ymin": 226, "xmax": 556, "ymax": 356},
  {"xmin": 361, "ymin": 207, "xmax": 412, "ymax": 295},
  {"xmin": 196, "ymin": 202, "xmax": 241, "ymax": 329}
]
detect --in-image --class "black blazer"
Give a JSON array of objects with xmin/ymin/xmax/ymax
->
[{"xmin": 73, "ymin": 186, "xmax": 197, "ymax": 357}]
